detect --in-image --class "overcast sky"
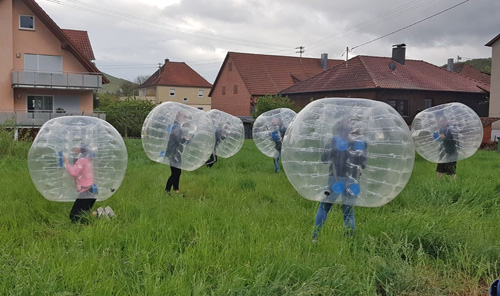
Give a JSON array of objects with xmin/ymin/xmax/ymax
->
[{"xmin": 37, "ymin": 0, "xmax": 499, "ymax": 83}]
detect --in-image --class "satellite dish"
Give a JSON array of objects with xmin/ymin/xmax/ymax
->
[{"xmin": 389, "ymin": 62, "xmax": 397, "ymax": 71}]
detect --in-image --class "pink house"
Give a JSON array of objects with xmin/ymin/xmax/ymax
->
[{"xmin": 0, "ymin": 0, "xmax": 108, "ymax": 127}]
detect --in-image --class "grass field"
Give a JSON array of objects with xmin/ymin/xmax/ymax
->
[{"xmin": 1, "ymin": 135, "xmax": 500, "ymax": 295}]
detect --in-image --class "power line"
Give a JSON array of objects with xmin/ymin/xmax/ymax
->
[
  {"xmin": 45, "ymin": 0, "xmax": 290, "ymax": 50},
  {"xmin": 350, "ymin": 0, "xmax": 470, "ymax": 51}
]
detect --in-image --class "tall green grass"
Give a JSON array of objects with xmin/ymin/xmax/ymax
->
[{"xmin": 1, "ymin": 138, "xmax": 499, "ymax": 295}]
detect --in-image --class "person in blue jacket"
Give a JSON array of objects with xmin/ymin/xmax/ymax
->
[
  {"xmin": 165, "ymin": 112, "xmax": 192, "ymax": 194},
  {"xmin": 312, "ymin": 121, "xmax": 367, "ymax": 241},
  {"xmin": 270, "ymin": 117, "xmax": 286, "ymax": 173}
]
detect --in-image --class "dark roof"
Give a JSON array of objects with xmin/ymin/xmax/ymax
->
[
  {"xmin": 140, "ymin": 61, "xmax": 212, "ymax": 88},
  {"xmin": 209, "ymin": 52, "xmax": 343, "ymax": 97},
  {"xmin": 281, "ymin": 55, "xmax": 490, "ymax": 94},
  {"xmin": 22, "ymin": 0, "xmax": 108, "ymax": 83},
  {"xmin": 486, "ymin": 34, "xmax": 500, "ymax": 47},
  {"xmin": 61, "ymin": 29, "xmax": 95, "ymax": 61}
]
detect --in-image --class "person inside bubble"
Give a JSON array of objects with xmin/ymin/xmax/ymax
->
[
  {"xmin": 270, "ymin": 117, "xmax": 286, "ymax": 173},
  {"xmin": 165, "ymin": 112, "xmax": 192, "ymax": 195},
  {"xmin": 312, "ymin": 120, "xmax": 367, "ymax": 241},
  {"xmin": 435, "ymin": 116, "xmax": 458, "ymax": 179},
  {"xmin": 205, "ymin": 124, "xmax": 228, "ymax": 168},
  {"xmin": 63, "ymin": 144, "xmax": 114, "ymax": 222}
]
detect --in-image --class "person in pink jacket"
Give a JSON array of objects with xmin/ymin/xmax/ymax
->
[{"xmin": 64, "ymin": 144, "xmax": 114, "ymax": 222}]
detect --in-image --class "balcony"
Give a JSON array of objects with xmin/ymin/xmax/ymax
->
[
  {"xmin": 0, "ymin": 109, "xmax": 106, "ymax": 128},
  {"xmin": 11, "ymin": 70, "xmax": 102, "ymax": 90}
]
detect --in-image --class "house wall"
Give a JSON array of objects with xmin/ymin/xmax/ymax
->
[
  {"xmin": 211, "ymin": 57, "xmax": 252, "ymax": 116},
  {"xmin": 0, "ymin": 0, "xmax": 14, "ymax": 110},
  {"xmin": 156, "ymin": 85, "xmax": 212, "ymax": 111},
  {"xmin": 287, "ymin": 89, "xmax": 488, "ymax": 125},
  {"xmin": 0, "ymin": 0, "xmax": 94, "ymax": 113},
  {"xmin": 13, "ymin": 89, "xmax": 92, "ymax": 113},
  {"xmin": 489, "ymin": 37, "xmax": 500, "ymax": 140}
]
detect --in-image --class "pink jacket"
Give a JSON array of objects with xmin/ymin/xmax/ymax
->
[{"xmin": 65, "ymin": 158, "xmax": 94, "ymax": 192}]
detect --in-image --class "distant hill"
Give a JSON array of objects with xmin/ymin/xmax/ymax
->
[
  {"xmin": 442, "ymin": 58, "xmax": 492, "ymax": 75},
  {"xmin": 99, "ymin": 73, "xmax": 134, "ymax": 94}
]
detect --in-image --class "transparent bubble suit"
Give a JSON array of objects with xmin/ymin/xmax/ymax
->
[
  {"xmin": 207, "ymin": 109, "xmax": 245, "ymax": 158},
  {"xmin": 141, "ymin": 102, "xmax": 215, "ymax": 171},
  {"xmin": 411, "ymin": 102, "xmax": 483, "ymax": 163},
  {"xmin": 282, "ymin": 98, "xmax": 415, "ymax": 207},
  {"xmin": 28, "ymin": 116, "xmax": 128, "ymax": 202},
  {"xmin": 252, "ymin": 108, "xmax": 297, "ymax": 157}
]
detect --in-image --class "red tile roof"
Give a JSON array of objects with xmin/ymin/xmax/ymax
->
[
  {"xmin": 140, "ymin": 61, "xmax": 212, "ymax": 88},
  {"xmin": 442, "ymin": 63, "xmax": 491, "ymax": 85},
  {"xmin": 62, "ymin": 29, "xmax": 95, "ymax": 61},
  {"xmin": 281, "ymin": 55, "xmax": 490, "ymax": 94},
  {"xmin": 212, "ymin": 52, "xmax": 343, "ymax": 96},
  {"xmin": 480, "ymin": 117, "xmax": 500, "ymax": 127}
]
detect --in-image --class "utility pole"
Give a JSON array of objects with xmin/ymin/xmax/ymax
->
[
  {"xmin": 346, "ymin": 47, "xmax": 349, "ymax": 67},
  {"xmin": 296, "ymin": 46, "xmax": 305, "ymax": 62}
]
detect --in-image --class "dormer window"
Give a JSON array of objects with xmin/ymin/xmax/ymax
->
[{"xmin": 20, "ymin": 15, "xmax": 35, "ymax": 30}]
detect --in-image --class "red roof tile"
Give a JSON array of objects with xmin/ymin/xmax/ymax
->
[
  {"xmin": 480, "ymin": 117, "xmax": 500, "ymax": 127},
  {"xmin": 217, "ymin": 52, "xmax": 343, "ymax": 96},
  {"xmin": 140, "ymin": 61, "xmax": 212, "ymax": 88},
  {"xmin": 282, "ymin": 55, "xmax": 491, "ymax": 94},
  {"xmin": 62, "ymin": 29, "xmax": 95, "ymax": 61}
]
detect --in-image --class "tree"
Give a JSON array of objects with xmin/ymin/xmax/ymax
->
[
  {"xmin": 134, "ymin": 75, "xmax": 150, "ymax": 85},
  {"xmin": 98, "ymin": 98, "xmax": 155, "ymax": 138},
  {"xmin": 252, "ymin": 94, "xmax": 298, "ymax": 118},
  {"xmin": 119, "ymin": 80, "xmax": 138, "ymax": 97}
]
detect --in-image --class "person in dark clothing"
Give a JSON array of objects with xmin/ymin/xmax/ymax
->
[
  {"xmin": 271, "ymin": 117, "xmax": 286, "ymax": 173},
  {"xmin": 312, "ymin": 121, "xmax": 367, "ymax": 241},
  {"xmin": 435, "ymin": 116, "xmax": 458, "ymax": 178},
  {"xmin": 205, "ymin": 125, "xmax": 228, "ymax": 168},
  {"xmin": 165, "ymin": 112, "xmax": 192, "ymax": 194}
]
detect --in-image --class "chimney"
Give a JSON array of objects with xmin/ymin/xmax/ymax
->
[
  {"xmin": 447, "ymin": 58, "xmax": 454, "ymax": 72},
  {"xmin": 164, "ymin": 58, "xmax": 169, "ymax": 64},
  {"xmin": 392, "ymin": 44, "xmax": 406, "ymax": 65},
  {"xmin": 320, "ymin": 53, "xmax": 328, "ymax": 70}
]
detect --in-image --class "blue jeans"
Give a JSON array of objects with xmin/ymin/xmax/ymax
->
[
  {"xmin": 312, "ymin": 176, "xmax": 356, "ymax": 238},
  {"xmin": 274, "ymin": 150, "xmax": 281, "ymax": 172}
]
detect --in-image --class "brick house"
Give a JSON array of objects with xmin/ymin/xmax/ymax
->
[
  {"xmin": 281, "ymin": 45, "xmax": 490, "ymax": 126},
  {"xmin": 138, "ymin": 59, "xmax": 212, "ymax": 111},
  {"xmin": 209, "ymin": 52, "xmax": 343, "ymax": 117},
  {"xmin": 0, "ymin": 0, "xmax": 107, "ymax": 127}
]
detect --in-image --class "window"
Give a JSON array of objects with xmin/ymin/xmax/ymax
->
[
  {"xmin": 387, "ymin": 100, "xmax": 409, "ymax": 116},
  {"xmin": 24, "ymin": 54, "xmax": 62, "ymax": 72},
  {"xmin": 183, "ymin": 98, "xmax": 188, "ymax": 102},
  {"xmin": 198, "ymin": 107, "xmax": 204, "ymax": 110},
  {"xmin": 222, "ymin": 86, "xmax": 226, "ymax": 95},
  {"xmin": 234, "ymin": 85, "xmax": 238, "ymax": 94},
  {"xmin": 425, "ymin": 98, "xmax": 433, "ymax": 109},
  {"xmin": 198, "ymin": 90, "xmax": 204, "ymax": 98},
  {"xmin": 228, "ymin": 62, "xmax": 232, "ymax": 72},
  {"xmin": 27, "ymin": 95, "xmax": 53, "ymax": 112},
  {"xmin": 170, "ymin": 88, "xmax": 175, "ymax": 96},
  {"xmin": 20, "ymin": 15, "xmax": 35, "ymax": 30}
]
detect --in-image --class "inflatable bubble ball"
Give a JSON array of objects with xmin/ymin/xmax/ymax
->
[
  {"xmin": 141, "ymin": 102, "xmax": 215, "ymax": 171},
  {"xmin": 252, "ymin": 108, "xmax": 297, "ymax": 157},
  {"xmin": 207, "ymin": 109, "xmax": 245, "ymax": 158},
  {"xmin": 411, "ymin": 102, "xmax": 483, "ymax": 163},
  {"xmin": 28, "ymin": 116, "xmax": 128, "ymax": 202},
  {"xmin": 282, "ymin": 97, "xmax": 415, "ymax": 207}
]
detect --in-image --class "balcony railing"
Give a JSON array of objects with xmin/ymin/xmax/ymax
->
[
  {"xmin": 11, "ymin": 70, "xmax": 102, "ymax": 90},
  {"xmin": 0, "ymin": 109, "xmax": 106, "ymax": 127}
]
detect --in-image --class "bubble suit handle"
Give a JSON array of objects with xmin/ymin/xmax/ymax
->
[{"xmin": 282, "ymin": 97, "xmax": 415, "ymax": 207}]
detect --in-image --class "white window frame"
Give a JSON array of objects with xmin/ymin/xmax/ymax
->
[
  {"xmin": 19, "ymin": 15, "xmax": 35, "ymax": 30},
  {"xmin": 197, "ymin": 107, "xmax": 204, "ymax": 110},
  {"xmin": 198, "ymin": 90, "xmax": 204, "ymax": 98},
  {"xmin": 170, "ymin": 88, "xmax": 175, "ymax": 96},
  {"xmin": 183, "ymin": 98, "xmax": 188, "ymax": 102}
]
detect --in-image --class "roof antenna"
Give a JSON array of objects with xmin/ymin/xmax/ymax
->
[{"xmin": 296, "ymin": 46, "xmax": 305, "ymax": 62}]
